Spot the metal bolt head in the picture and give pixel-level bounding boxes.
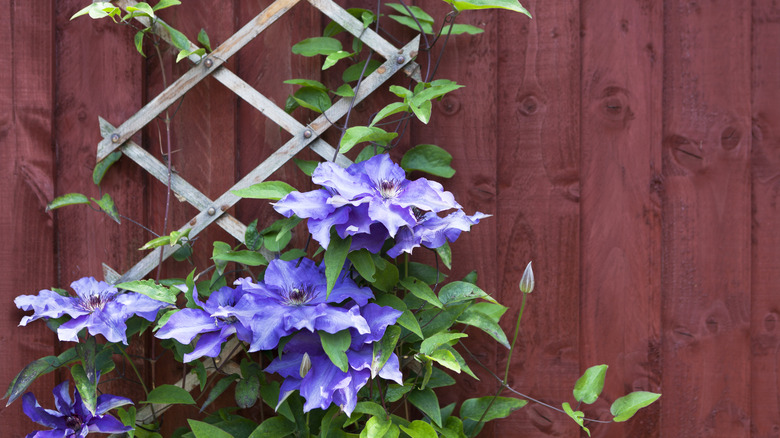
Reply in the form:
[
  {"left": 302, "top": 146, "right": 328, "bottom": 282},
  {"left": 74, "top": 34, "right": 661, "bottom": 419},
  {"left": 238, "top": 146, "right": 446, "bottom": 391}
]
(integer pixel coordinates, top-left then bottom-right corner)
[
  {"left": 207, "top": 207, "right": 216, "bottom": 216},
  {"left": 110, "top": 133, "right": 120, "bottom": 143},
  {"left": 204, "top": 58, "right": 213, "bottom": 68},
  {"left": 303, "top": 129, "right": 313, "bottom": 139},
  {"left": 396, "top": 55, "right": 405, "bottom": 64}
]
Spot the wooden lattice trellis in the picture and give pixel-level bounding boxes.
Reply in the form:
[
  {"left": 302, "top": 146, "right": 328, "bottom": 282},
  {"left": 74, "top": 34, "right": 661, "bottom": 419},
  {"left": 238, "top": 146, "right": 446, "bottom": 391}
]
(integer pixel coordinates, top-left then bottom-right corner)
[{"left": 96, "top": 0, "right": 422, "bottom": 424}]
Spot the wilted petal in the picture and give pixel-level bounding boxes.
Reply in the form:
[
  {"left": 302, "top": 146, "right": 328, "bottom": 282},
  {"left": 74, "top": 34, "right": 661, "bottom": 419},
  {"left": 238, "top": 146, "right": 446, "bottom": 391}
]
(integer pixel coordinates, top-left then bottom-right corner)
[{"left": 155, "top": 309, "right": 216, "bottom": 344}]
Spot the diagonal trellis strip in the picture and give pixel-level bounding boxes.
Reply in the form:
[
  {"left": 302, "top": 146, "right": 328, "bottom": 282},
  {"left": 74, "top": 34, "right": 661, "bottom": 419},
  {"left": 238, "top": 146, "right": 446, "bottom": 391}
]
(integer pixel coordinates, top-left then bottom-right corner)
[
  {"left": 115, "top": 37, "right": 419, "bottom": 283},
  {"left": 97, "top": 0, "right": 302, "bottom": 161}
]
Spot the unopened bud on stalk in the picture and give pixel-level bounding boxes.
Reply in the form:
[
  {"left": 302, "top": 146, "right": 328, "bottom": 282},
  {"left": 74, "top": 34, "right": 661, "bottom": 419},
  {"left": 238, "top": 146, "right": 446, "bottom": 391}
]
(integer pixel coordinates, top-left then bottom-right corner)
[
  {"left": 300, "top": 352, "right": 312, "bottom": 378},
  {"left": 519, "top": 261, "right": 534, "bottom": 294}
]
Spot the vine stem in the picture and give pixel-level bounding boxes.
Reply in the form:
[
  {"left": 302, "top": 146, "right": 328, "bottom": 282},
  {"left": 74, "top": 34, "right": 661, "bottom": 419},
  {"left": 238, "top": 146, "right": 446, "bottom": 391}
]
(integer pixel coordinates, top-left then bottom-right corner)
[
  {"left": 503, "top": 292, "right": 527, "bottom": 384},
  {"left": 118, "top": 344, "right": 158, "bottom": 423}
]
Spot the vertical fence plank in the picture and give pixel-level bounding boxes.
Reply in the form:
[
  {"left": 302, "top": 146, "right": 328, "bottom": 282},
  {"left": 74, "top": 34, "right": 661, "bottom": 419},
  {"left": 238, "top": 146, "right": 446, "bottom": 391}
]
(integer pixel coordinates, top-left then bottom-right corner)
[
  {"left": 661, "top": 1, "right": 752, "bottom": 436},
  {"left": 494, "top": 1, "right": 581, "bottom": 435},
  {"left": 751, "top": 1, "right": 780, "bottom": 435},
  {"left": 0, "top": 1, "right": 57, "bottom": 434},
  {"left": 580, "top": 1, "right": 663, "bottom": 436},
  {"left": 54, "top": 0, "right": 148, "bottom": 412}
]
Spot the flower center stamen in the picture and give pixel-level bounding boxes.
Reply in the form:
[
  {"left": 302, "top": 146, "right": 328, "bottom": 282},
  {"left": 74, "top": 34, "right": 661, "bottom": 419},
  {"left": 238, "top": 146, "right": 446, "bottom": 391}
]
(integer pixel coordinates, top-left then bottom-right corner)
[
  {"left": 65, "top": 414, "right": 83, "bottom": 430},
  {"left": 378, "top": 179, "right": 401, "bottom": 200},
  {"left": 77, "top": 291, "right": 115, "bottom": 312},
  {"left": 284, "top": 285, "right": 315, "bottom": 306}
]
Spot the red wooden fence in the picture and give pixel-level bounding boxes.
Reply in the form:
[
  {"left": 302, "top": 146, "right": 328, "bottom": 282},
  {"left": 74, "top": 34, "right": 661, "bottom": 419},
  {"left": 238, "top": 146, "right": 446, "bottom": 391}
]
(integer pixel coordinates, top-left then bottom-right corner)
[{"left": 2, "top": 0, "right": 778, "bottom": 436}]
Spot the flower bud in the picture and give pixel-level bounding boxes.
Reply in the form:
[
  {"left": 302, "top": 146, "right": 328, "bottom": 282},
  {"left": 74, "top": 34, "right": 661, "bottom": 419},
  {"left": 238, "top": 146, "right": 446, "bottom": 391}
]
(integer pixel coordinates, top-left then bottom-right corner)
[
  {"left": 299, "top": 352, "right": 312, "bottom": 378},
  {"left": 519, "top": 261, "right": 534, "bottom": 294}
]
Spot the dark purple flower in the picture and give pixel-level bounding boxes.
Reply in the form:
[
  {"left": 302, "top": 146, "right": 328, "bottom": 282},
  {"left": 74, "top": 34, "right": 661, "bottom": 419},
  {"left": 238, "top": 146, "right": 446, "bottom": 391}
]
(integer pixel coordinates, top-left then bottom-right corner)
[
  {"left": 274, "top": 154, "right": 460, "bottom": 249},
  {"left": 23, "top": 381, "right": 132, "bottom": 438},
  {"left": 231, "top": 258, "right": 374, "bottom": 352},
  {"left": 387, "top": 210, "right": 490, "bottom": 258},
  {"left": 155, "top": 284, "right": 254, "bottom": 363},
  {"left": 15, "top": 277, "right": 168, "bottom": 345},
  {"left": 265, "top": 303, "right": 403, "bottom": 416}
]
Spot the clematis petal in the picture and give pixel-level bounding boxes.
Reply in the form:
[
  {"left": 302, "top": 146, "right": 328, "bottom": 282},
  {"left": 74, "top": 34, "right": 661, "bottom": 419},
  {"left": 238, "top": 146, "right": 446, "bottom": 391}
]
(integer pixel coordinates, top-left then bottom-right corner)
[
  {"left": 350, "top": 303, "right": 402, "bottom": 346},
  {"left": 360, "top": 154, "right": 406, "bottom": 184},
  {"left": 84, "top": 309, "right": 128, "bottom": 344},
  {"left": 264, "top": 258, "right": 325, "bottom": 294},
  {"left": 307, "top": 208, "right": 351, "bottom": 249},
  {"left": 25, "top": 430, "right": 69, "bottom": 438},
  {"left": 51, "top": 381, "right": 73, "bottom": 415},
  {"left": 115, "top": 292, "right": 167, "bottom": 321},
  {"left": 274, "top": 189, "right": 335, "bottom": 219},
  {"left": 309, "top": 304, "right": 370, "bottom": 335},
  {"left": 95, "top": 394, "right": 132, "bottom": 415},
  {"left": 155, "top": 309, "right": 216, "bottom": 344},
  {"left": 326, "top": 279, "right": 374, "bottom": 307},
  {"left": 22, "top": 393, "right": 66, "bottom": 429},
  {"left": 367, "top": 199, "right": 416, "bottom": 237},
  {"left": 246, "top": 306, "right": 290, "bottom": 351},
  {"left": 86, "top": 414, "right": 132, "bottom": 433},
  {"left": 15, "top": 290, "right": 83, "bottom": 325},
  {"left": 395, "top": 178, "right": 460, "bottom": 212},
  {"left": 386, "top": 226, "right": 421, "bottom": 258},
  {"left": 298, "top": 355, "right": 351, "bottom": 412},
  {"left": 312, "top": 161, "right": 372, "bottom": 201},
  {"left": 265, "top": 351, "right": 307, "bottom": 378},
  {"left": 183, "top": 330, "right": 229, "bottom": 363},
  {"left": 55, "top": 315, "right": 90, "bottom": 343}
]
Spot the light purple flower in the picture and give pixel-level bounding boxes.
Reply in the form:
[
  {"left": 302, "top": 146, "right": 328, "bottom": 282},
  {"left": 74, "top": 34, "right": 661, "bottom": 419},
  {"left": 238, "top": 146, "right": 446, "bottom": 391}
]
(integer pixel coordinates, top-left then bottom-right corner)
[
  {"left": 231, "top": 258, "right": 374, "bottom": 352},
  {"left": 15, "top": 277, "right": 168, "bottom": 345},
  {"left": 23, "top": 380, "right": 132, "bottom": 438},
  {"left": 387, "top": 210, "right": 490, "bottom": 258},
  {"left": 274, "top": 154, "right": 460, "bottom": 249},
  {"left": 265, "top": 304, "right": 403, "bottom": 416},
  {"left": 155, "top": 284, "right": 254, "bottom": 363}
]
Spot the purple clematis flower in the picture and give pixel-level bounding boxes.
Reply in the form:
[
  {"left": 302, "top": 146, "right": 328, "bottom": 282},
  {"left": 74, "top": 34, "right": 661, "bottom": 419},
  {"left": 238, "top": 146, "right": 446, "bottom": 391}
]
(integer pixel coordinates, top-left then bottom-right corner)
[
  {"left": 274, "top": 154, "right": 460, "bottom": 250},
  {"left": 15, "top": 277, "right": 168, "bottom": 345},
  {"left": 387, "top": 209, "right": 490, "bottom": 258},
  {"left": 155, "top": 284, "right": 254, "bottom": 363},
  {"left": 265, "top": 303, "right": 403, "bottom": 416},
  {"left": 23, "top": 380, "right": 132, "bottom": 438},
  {"left": 230, "top": 258, "right": 374, "bottom": 352}
]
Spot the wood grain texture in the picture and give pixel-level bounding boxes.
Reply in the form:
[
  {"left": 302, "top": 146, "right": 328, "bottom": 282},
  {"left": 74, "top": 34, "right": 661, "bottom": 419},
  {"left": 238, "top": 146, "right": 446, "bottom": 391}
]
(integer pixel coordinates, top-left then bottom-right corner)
[
  {"left": 53, "top": 0, "right": 150, "bottom": 411},
  {"left": 580, "top": 0, "right": 663, "bottom": 436},
  {"left": 0, "top": 1, "right": 57, "bottom": 434},
  {"left": 751, "top": 1, "right": 780, "bottom": 435},
  {"left": 661, "top": 1, "right": 752, "bottom": 435},
  {"left": 494, "top": 1, "right": 581, "bottom": 435}
]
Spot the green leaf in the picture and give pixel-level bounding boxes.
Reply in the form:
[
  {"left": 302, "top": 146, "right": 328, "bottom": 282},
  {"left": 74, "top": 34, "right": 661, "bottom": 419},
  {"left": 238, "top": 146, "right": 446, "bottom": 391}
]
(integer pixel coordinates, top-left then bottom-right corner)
[
  {"left": 400, "top": 420, "right": 437, "bottom": 438},
  {"left": 245, "top": 219, "right": 263, "bottom": 251},
  {"left": 385, "top": 384, "right": 413, "bottom": 403},
  {"left": 126, "top": 3, "right": 155, "bottom": 18},
  {"left": 562, "top": 402, "right": 590, "bottom": 436},
  {"left": 292, "top": 37, "right": 342, "bottom": 56},
  {"left": 401, "top": 144, "right": 455, "bottom": 178},
  {"left": 232, "top": 181, "right": 296, "bottom": 200},
  {"left": 91, "top": 194, "right": 121, "bottom": 224},
  {"left": 117, "top": 279, "right": 178, "bottom": 304},
  {"left": 356, "top": 145, "right": 380, "bottom": 163},
  {"left": 212, "top": 250, "right": 267, "bottom": 266},
  {"left": 293, "top": 158, "right": 320, "bottom": 176},
  {"left": 176, "top": 48, "right": 206, "bottom": 63},
  {"left": 342, "top": 59, "right": 381, "bottom": 82},
  {"left": 388, "top": 15, "right": 435, "bottom": 34},
  {"left": 284, "top": 78, "right": 328, "bottom": 90},
  {"left": 324, "top": 233, "right": 351, "bottom": 297},
  {"left": 153, "top": 0, "right": 181, "bottom": 11},
  {"left": 323, "top": 51, "right": 353, "bottom": 70},
  {"left": 406, "top": 262, "right": 447, "bottom": 285},
  {"left": 370, "top": 102, "right": 409, "bottom": 127},
  {"left": 4, "top": 350, "right": 76, "bottom": 406},
  {"left": 332, "top": 84, "right": 355, "bottom": 97},
  {"left": 427, "top": 367, "right": 457, "bottom": 389},
  {"left": 354, "top": 401, "right": 386, "bottom": 418},
  {"left": 444, "top": 23, "right": 484, "bottom": 35},
  {"left": 385, "top": 3, "right": 434, "bottom": 22},
  {"left": 371, "top": 255, "right": 400, "bottom": 292},
  {"left": 420, "top": 332, "right": 468, "bottom": 355},
  {"left": 292, "top": 87, "right": 332, "bottom": 113},
  {"left": 456, "top": 308, "right": 510, "bottom": 349},
  {"left": 235, "top": 375, "right": 260, "bottom": 409},
  {"left": 261, "top": 217, "right": 301, "bottom": 252},
  {"left": 348, "top": 249, "right": 376, "bottom": 282},
  {"left": 212, "top": 241, "right": 231, "bottom": 276},
  {"left": 373, "top": 325, "right": 401, "bottom": 377},
  {"left": 408, "top": 388, "right": 442, "bottom": 427},
  {"left": 93, "top": 151, "right": 123, "bottom": 186},
  {"left": 159, "top": 22, "right": 191, "bottom": 51},
  {"left": 197, "top": 28, "right": 212, "bottom": 52},
  {"left": 75, "top": 337, "right": 97, "bottom": 388},
  {"left": 139, "top": 229, "right": 190, "bottom": 250},
  {"left": 435, "top": 241, "right": 452, "bottom": 269},
  {"left": 46, "top": 193, "right": 90, "bottom": 211},
  {"left": 374, "top": 294, "right": 422, "bottom": 339},
  {"left": 71, "top": 2, "right": 117, "bottom": 20},
  {"left": 610, "top": 391, "right": 661, "bottom": 422},
  {"left": 444, "top": 0, "right": 531, "bottom": 16},
  {"left": 188, "top": 419, "right": 234, "bottom": 438},
  {"left": 71, "top": 364, "right": 97, "bottom": 414},
  {"left": 424, "top": 349, "right": 461, "bottom": 373},
  {"left": 360, "top": 416, "right": 397, "bottom": 438},
  {"left": 116, "top": 406, "right": 136, "bottom": 435},
  {"left": 401, "top": 277, "right": 443, "bottom": 309},
  {"left": 411, "top": 80, "right": 464, "bottom": 107},
  {"left": 460, "top": 396, "right": 527, "bottom": 422},
  {"left": 573, "top": 365, "right": 608, "bottom": 404},
  {"left": 319, "top": 330, "right": 351, "bottom": 373},
  {"left": 143, "top": 384, "right": 196, "bottom": 405},
  {"left": 248, "top": 416, "right": 297, "bottom": 438},
  {"left": 340, "top": 127, "right": 398, "bottom": 154},
  {"left": 439, "top": 281, "right": 498, "bottom": 306}
]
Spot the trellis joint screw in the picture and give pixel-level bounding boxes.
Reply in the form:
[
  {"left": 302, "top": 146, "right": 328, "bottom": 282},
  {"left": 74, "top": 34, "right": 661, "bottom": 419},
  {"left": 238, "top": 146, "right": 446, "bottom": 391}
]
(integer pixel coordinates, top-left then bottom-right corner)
[
  {"left": 303, "top": 130, "right": 313, "bottom": 139},
  {"left": 110, "top": 134, "right": 120, "bottom": 143},
  {"left": 204, "top": 58, "right": 213, "bottom": 68},
  {"left": 396, "top": 55, "right": 405, "bottom": 64},
  {"left": 207, "top": 207, "right": 216, "bottom": 216}
]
